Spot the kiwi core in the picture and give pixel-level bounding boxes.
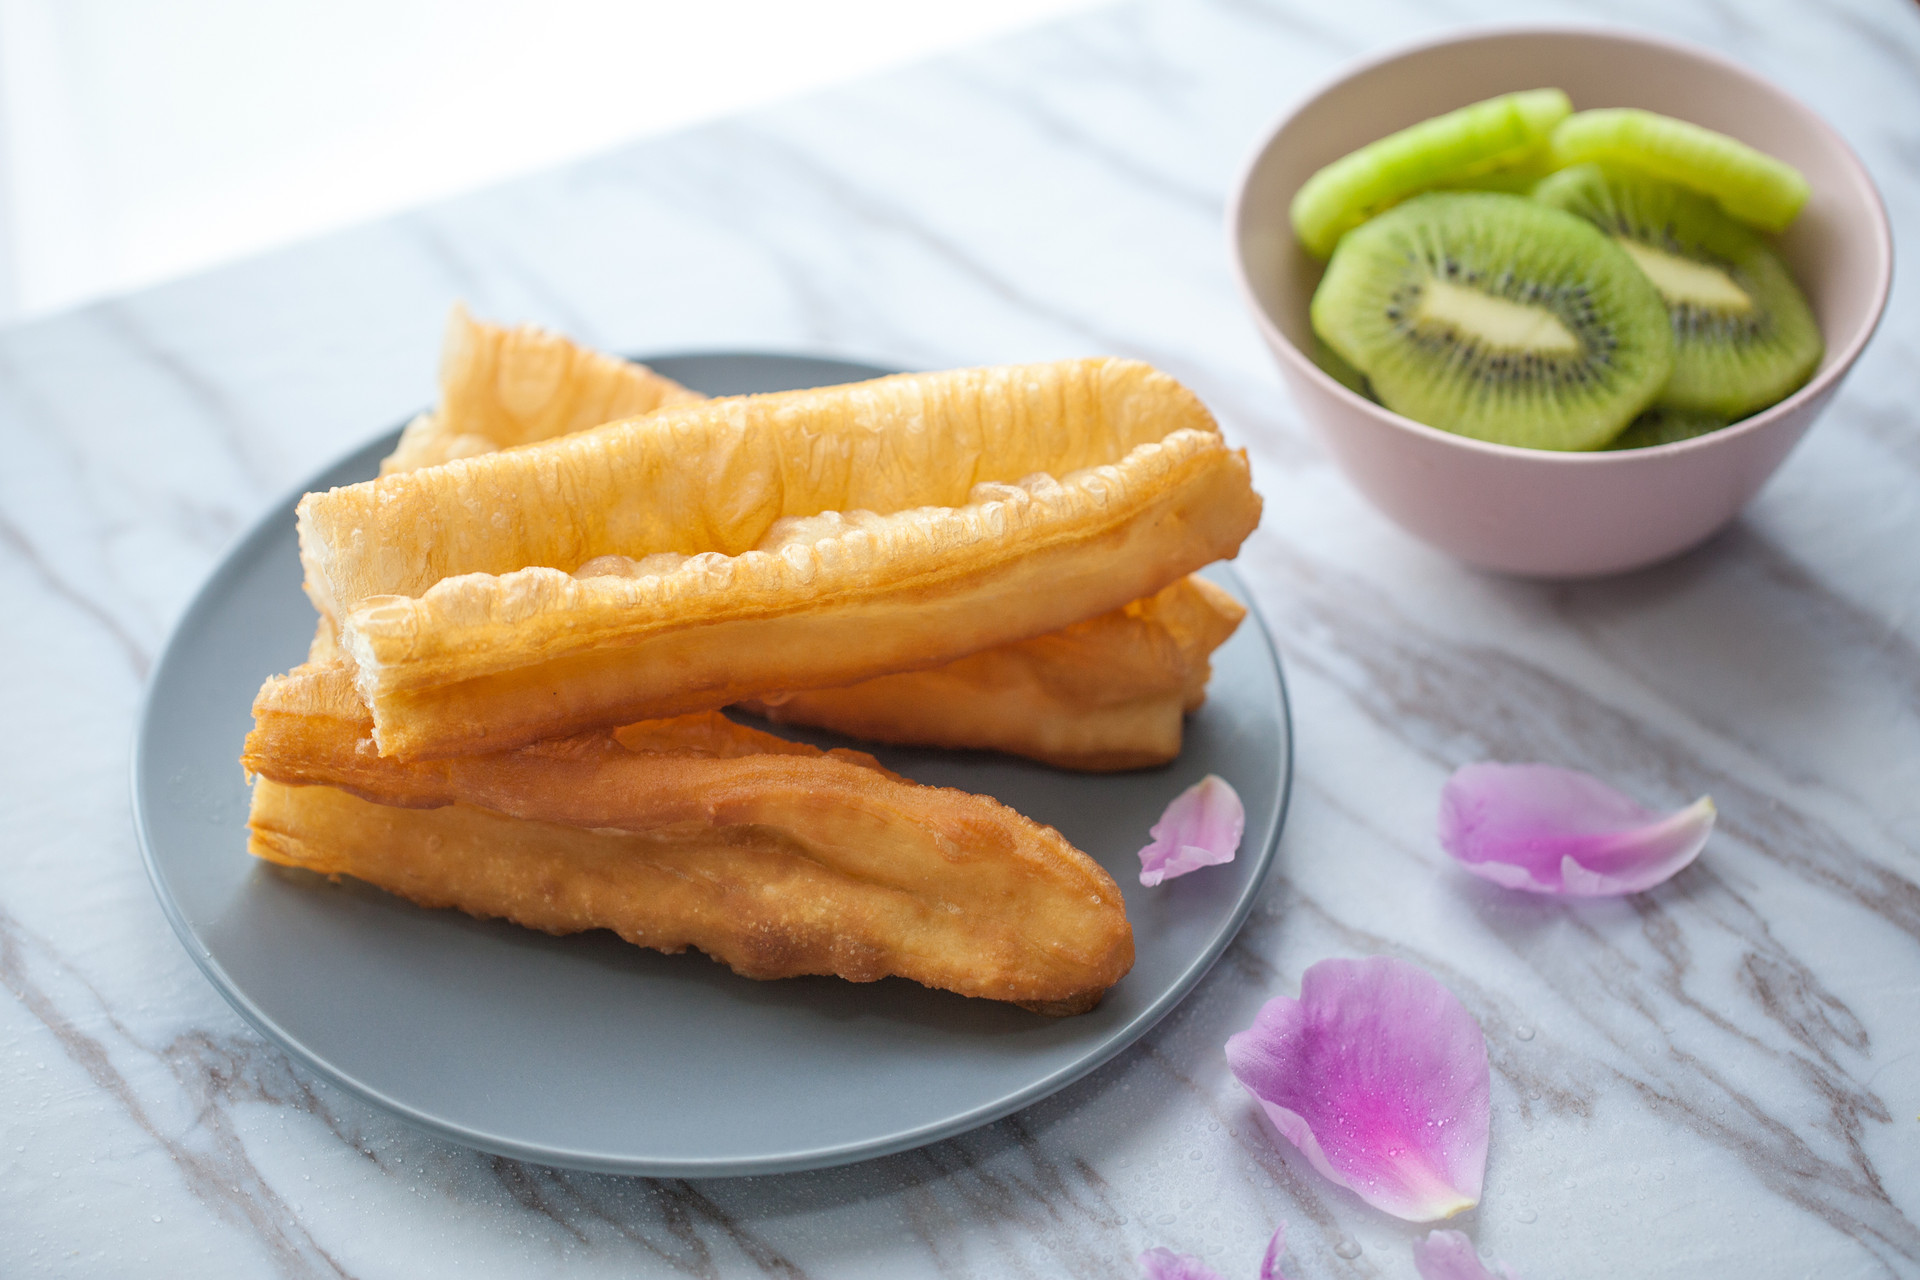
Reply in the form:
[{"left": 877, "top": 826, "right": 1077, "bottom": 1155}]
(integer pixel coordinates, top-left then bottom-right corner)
[
  {"left": 1413, "top": 278, "right": 1581, "bottom": 354},
  {"left": 1617, "top": 241, "right": 1753, "bottom": 313}
]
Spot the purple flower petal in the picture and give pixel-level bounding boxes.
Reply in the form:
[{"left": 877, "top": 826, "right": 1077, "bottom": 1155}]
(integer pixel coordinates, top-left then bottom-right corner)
[
  {"left": 1137, "top": 1247, "right": 1223, "bottom": 1280},
  {"left": 1225, "top": 956, "right": 1489, "bottom": 1222},
  {"left": 1438, "top": 763, "right": 1714, "bottom": 897},
  {"left": 1259, "top": 1225, "right": 1291, "bottom": 1280},
  {"left": 1139, "top": 774, "right": 1245, "bottom": 886},
  {"left": 1413, "top": 1229, "right": 1522, "bottom": 1280}
]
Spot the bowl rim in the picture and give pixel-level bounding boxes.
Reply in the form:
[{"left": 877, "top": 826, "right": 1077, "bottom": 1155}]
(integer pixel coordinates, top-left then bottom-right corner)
[{"left": 1226, "top": 20, "right": 1895, "bottom": 465}]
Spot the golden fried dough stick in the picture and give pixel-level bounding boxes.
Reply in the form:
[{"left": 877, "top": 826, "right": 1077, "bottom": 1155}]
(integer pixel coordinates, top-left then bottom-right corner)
[
  {"left": 244, "top": 665, "right": 1134, "bottom": 1014},
  {"left": 300, "top": 358, "right": 1261, "bottom": 760},
  {"left": 382, "top": 315, "right": 1255, "bottom": 769},
  {"left": 380, "top": 305, "right": 702, "bottom": 474},
  {"left": 743, "top": 576, "right": 1247, "bottom": 770},
  {"left": 368, "top": 315, "right": 1249, "bottom": 768}
]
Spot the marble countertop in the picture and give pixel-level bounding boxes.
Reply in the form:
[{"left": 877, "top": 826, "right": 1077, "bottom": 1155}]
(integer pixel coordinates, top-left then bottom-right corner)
[{"left": 4, "top": 0, "right": 1917, "bottom": 1275}]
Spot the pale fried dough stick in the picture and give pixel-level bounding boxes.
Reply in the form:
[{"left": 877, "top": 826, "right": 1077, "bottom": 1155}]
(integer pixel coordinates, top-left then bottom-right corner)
[
  {"left": 244, "top": 665, "right": 1133, "bottom": 1015},
  {"left": 743, "top": 576, "right": 1247, "bottom": 770},
  {"left": 381, "top": 305, "right": 702, "bottom": 474},
  {"left": 300, "top": 358, "right": 1261, "bottom": 760}
]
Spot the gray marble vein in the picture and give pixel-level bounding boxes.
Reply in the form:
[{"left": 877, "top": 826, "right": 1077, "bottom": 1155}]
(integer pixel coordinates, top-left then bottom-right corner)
[{"left": 4, "top": 0, "right": 1919, "bottom": 1275}]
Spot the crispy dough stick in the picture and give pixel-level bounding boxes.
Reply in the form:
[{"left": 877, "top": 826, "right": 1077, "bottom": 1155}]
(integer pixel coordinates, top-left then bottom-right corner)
[
  {"left": 356, "top": 314, "right": 1250, "bottom": 767},
  {"left": 743, "top": 576, "right": 1246, "bottom": 770},
  {"left": 315, "top": 322, "right": 1249, "bottom": 771},
  {"left": 380, "top": 305, "right": 702, "bottom": 474},
  {"left": 244, "top": 666, "right": 1133, "bottom": 1014},
  {"left": 300, "top": 358, "right": 1261, "bottom": 760}
]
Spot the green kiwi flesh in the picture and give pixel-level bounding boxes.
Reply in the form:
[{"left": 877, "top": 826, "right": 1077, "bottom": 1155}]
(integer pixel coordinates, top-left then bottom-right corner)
[
  {"left": 1548, "top": 109, "right": 1809, "bottom": 232},
  {"left": 1291, "top": 89, "right": 1571, "bottom": 259},
  {"left": 1311, "top": 332, "right": 1379, "bottom": 401},
  {"left": 1535, "top": 164, "right": 1823, "bottom": 417},
  {"left": 1311, "top": 191, "right": 1672, "bottom": 450},
  {"left": 1606, "top": 406, "right": 1730, "bottom": 450}
]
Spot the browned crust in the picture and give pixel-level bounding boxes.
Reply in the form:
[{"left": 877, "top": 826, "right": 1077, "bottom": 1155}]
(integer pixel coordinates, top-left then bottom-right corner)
[{"left": 242, "top": 668, "right": 1134, "bottom": 1014}]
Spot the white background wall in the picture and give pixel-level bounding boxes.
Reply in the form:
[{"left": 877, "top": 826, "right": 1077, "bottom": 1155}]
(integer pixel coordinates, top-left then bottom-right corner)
[{"left": 0, "top": 0, "right": 1097, "bottom": 322}]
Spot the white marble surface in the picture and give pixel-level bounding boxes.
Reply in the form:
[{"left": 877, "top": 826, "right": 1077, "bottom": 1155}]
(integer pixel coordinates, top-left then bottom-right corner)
[{"left": 4, "top": 0, "right": 1918, "bottom": 1275}]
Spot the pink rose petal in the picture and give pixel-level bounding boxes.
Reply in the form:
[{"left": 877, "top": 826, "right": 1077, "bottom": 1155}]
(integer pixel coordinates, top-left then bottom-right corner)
[
  {"left": 1413, "top": 1229, "right": 1522, "bottom": 1280},
  {"left": 1137, "top": 1247, "right": 1223, "bottom": 1280},
  {"left": 1438, "top": 763, "right": 1715, "bottom": 896},
  {"left": 1139, "top": 774, "right": 1245, "bottom": 886},
  {"left": 1259, "top": 1225, "right": 1291, "bottom": 1280},
  {"left": 1225, "top": 956, "right": 1489, "bottom": 1222}
]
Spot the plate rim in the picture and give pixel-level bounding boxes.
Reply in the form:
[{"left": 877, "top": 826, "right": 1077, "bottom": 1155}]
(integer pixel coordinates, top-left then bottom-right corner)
[{"left": 131, "top": 352, "right": 1294, "bottom": 1176}]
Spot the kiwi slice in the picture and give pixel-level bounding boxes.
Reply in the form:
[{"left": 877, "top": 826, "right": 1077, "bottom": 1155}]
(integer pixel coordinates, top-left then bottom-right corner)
[
  {"left": 1535, "top": 164, "right": 1823, "bottom": 417},
  {"left": 1291, "top": 89, "right": 1572, "bottom": 259},
  {"left": 1606, "top": 406, "right": 1730, "bottom": 450},
  {"left": 1311, "top": 332, "right": 1379, "bottom": 401},
  {"left": 1311, "top": 191, "right": 1672, "bottom": 451},
  {"left": 1548, "top": 109, "right": 1809, "bottom": 232},
  {"left": 1434, "top": 153, "right": 1554, "bottom": 195}
]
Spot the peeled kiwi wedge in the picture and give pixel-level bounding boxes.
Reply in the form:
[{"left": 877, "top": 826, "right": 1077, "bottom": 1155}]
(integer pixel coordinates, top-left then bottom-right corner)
[
  {"left": 1535, "top": 164, "right": 1823, "bottom": 418},
  {"left": 1548, "top": 109, "right": 1809, "bottom": 232},
  {"left": 1290, "top": 89, "right": 1572, "bottom": 259},
  {"left": 1311, "top": 191, "right": 1672, "bottom": 450}
]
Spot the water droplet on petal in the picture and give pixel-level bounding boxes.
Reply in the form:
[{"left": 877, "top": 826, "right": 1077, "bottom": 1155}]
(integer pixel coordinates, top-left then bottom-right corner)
[
  {"left": 1515, "top": 1026, "right": 1535, "bottom": 1041},
  {"left": 1335, "top": 1239, "right": 1362, "bottom": 1259}
]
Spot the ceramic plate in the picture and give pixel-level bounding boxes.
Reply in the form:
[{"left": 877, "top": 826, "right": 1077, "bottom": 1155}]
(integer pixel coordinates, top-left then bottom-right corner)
[{"left": 133, "top": 353, "right": 1292, "bottom": 1175}]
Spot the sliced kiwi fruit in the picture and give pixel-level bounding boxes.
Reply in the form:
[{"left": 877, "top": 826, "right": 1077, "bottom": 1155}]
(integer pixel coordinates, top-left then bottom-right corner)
[
  {"left": 1606, "top": 406, "right": 1730, "bottom": 450},
  {"left": 1535, "top": 164, "right": 1823, "bottom": 417},
  {"left": 1434, "top": 153, "right": 1555, "bottom": 195},
  {"left": 1291, "top": 89, "right": 1572, "bottom": 259},
  {"left": 1311, "top": 191, "right": 1672, "bottom": 451},
  {"left": 1311, "top": 332, "right": 1379, "bottom": 401},
  {"left": 1548, "top": 109, "right": 1809, "bottom": 232}
]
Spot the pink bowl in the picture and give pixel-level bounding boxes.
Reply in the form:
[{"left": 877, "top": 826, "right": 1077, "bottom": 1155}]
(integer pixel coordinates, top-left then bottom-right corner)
[{"left": 1228, "top": 26, "right": 1892, "bottom": 578}]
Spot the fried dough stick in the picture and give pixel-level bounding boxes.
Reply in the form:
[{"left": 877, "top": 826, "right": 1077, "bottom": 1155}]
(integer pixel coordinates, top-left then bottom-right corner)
[
  {"left": 743, "top": 575, "right": 1246, "bottom": 770},
  {"left": 352, "top": 309, "right": 1250, "bottom": 769},
  {"left": 244, "top": 666, "right": 1134, "bottom": 1015},
  {"left": 381, "top": 304, "right": 702, "bottom": 473},
  {"left": 301, "top": 356, "right": 1261, "bottom": 760}
]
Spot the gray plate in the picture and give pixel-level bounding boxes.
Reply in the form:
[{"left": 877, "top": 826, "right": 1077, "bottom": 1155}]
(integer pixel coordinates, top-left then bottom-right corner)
[{"left": 132, "top": 353, "right": 1293, "bottom": 1176}]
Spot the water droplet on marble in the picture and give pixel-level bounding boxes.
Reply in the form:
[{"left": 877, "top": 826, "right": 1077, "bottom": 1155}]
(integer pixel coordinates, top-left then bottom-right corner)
[{"left": 1335, "top": 1239, "right": 1362, "bottom": 1259}]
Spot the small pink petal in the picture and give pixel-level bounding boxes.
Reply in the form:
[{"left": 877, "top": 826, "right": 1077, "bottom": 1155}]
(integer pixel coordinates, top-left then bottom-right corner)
[
  {"left": 1439, "top": 763, "right": 1714, "bottom": 897},
  {"left": 1139, "top": 774, "right": 1245, "bottom": 886},
  {"left": 1259, "top": 1225, "right": 1291, "bottom": 1280},
  {"left": 1413, "top": 1229, "right": 1522, "bottom": 1280},
  {"left": 1137, "top": 1246, "right": 1223, "bottom": 1280},
  {"left": 1225, "top": 956, "right": 1489, "bottom": 1222}
]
